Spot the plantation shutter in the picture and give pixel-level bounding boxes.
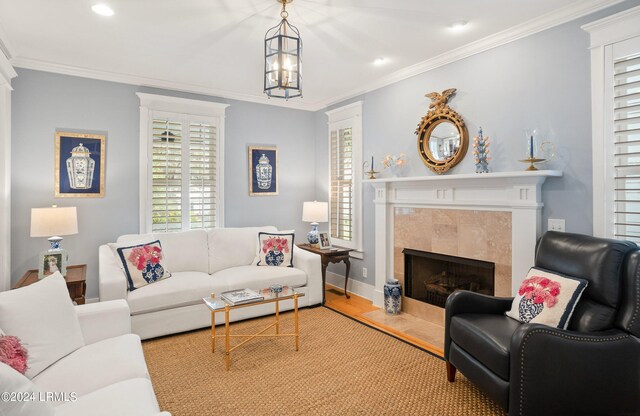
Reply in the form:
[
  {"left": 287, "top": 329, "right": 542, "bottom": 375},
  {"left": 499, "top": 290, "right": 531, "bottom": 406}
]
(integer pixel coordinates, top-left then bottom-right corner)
[
  {"left": 150, "top": 116, "right": 218, "bottom": 232},
  {"left": 330, "top": 127, "right": 353, "bottom": 242},
  {"left": 189, "top": 122, "right": 217, "bottom": 229},
  {"left": 151, "top": 119, "right": 183, "bottom": 232},
  {"left": 614, "top": 54, "right": 640, "bottom": 242}
]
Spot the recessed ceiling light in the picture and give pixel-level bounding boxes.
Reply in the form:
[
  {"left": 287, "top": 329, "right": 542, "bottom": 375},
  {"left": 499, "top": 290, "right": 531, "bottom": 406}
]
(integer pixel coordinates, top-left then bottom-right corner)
[
  {"left": 449, "top": 20, "right": 468, "bottom": 32},
  {"left": 373, "top": 57, "right": 386, "bottom": 66},
  {"left": 92, "top": 4, "right": 114, "bottom": 17}
]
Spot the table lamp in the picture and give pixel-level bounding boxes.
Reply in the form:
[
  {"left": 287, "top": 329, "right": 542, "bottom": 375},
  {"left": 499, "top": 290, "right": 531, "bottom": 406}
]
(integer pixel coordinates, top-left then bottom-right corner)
[
  {"left": 30, "top": 205, "right": 78, "bottom": 250},
  {"left": 302, "top": 201, "right": 328, "bottom": 245}
]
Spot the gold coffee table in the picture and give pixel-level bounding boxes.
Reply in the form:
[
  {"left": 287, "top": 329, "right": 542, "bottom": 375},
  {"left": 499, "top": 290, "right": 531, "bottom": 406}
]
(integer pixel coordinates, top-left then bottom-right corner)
[{"left": 202, "top": 287, "right": 304, "bottom": 370}]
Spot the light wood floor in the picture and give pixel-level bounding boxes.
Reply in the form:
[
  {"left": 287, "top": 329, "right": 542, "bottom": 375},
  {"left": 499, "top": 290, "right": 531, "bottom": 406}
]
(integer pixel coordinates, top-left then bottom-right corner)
[{"left": 324, "top": 286, "right": 444, "bottom": 357}]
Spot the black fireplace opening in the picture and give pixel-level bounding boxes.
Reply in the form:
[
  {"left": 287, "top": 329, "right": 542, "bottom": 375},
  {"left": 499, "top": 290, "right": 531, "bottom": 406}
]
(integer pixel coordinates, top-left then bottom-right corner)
[{"left": 403, "top": 248, "right": 495, "bottom": 308}]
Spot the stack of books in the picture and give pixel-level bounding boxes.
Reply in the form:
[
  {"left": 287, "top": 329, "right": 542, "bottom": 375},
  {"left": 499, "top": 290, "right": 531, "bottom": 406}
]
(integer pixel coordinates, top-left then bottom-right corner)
[{"left": 221, "top": 288, "right": 264, "bottom": 305}]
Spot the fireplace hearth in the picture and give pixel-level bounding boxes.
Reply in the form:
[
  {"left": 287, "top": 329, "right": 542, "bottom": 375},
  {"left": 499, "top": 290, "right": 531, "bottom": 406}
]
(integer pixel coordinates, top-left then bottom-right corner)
[{"left": 403, "top": 249, "right": 495, "bottom": 308}]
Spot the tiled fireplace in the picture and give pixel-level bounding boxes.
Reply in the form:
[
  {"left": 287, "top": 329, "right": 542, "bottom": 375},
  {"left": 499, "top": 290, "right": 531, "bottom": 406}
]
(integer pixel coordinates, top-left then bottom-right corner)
[{"left": 366, "top": 170, "right": 560, "bottom": 323}]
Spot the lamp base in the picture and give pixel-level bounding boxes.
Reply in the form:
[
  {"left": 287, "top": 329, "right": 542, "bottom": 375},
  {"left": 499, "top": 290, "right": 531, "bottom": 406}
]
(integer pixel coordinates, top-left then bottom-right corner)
[
  {"left": 48, "top": 236, "right": 63, "bottom": 250},
  {"left": 307, "top": 223, "right": 319, "bottom": 245}
]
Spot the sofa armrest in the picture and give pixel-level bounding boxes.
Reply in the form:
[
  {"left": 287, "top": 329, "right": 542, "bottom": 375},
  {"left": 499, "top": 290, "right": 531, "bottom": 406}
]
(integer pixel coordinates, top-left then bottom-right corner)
[
  {"left": 99, "top": 244, "right": 128, "bottom": 302},
  {"left": 75, "top": 300, "right": 131, "bottom": 345},
  {"left": 510, "top": 324, "right": 640, "bottom": 416},
  {"left": 293, "top": 247, "right": 323, "bottom": 305},
  {"left": 445, "top": 290, "right": 513, "bottom": 359}
]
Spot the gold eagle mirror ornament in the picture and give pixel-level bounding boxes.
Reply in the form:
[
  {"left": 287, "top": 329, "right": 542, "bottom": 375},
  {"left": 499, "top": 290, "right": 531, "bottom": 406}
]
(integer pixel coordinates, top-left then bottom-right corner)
[{"left": 415, "top": 88, "right": 468, "bottom": 174}]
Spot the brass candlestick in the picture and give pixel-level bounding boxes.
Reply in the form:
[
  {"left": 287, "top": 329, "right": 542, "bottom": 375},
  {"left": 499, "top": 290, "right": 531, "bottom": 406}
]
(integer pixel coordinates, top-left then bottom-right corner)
[
  {"left": 518, "top": 157, "right": 546, "bottom": 171},
  {"left": 366, "top": 169, "right": 379, "bottom": 179}
]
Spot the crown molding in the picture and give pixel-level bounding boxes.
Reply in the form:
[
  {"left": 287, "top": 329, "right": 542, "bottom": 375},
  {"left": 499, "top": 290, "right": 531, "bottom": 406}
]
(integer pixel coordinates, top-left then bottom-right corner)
[
  {"left": 6, "top": 0, "right": 624, "bottom": 112},
  {"left": 10, "top": 57, "right": 324, "bottom": 112},
  {"left": 319, "top": 0, "right": 624, "bottom": 109},
  {"left": 0, "top": 21, "right": 16, "bottom": 60},
  {"left": 0, "top": 51, "right": 16, "bottom": 88},
  {"left": 582, "top": 4, "right": 640, "bottom": 47}
]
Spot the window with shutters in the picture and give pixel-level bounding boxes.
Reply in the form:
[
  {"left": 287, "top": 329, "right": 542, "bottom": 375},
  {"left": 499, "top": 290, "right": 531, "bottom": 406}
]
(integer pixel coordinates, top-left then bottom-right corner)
[
  {"left": 137, "top": 93, "right": 228, "bottom": 234},
  {"left": 586, "top": 10, "right": 640, "bottom": 241},
  {"left": 613, "top": 54, "right": 640, "bottom": 241},
  {"left": 326, "top": 102, "right": 363, "bottom": 252}
]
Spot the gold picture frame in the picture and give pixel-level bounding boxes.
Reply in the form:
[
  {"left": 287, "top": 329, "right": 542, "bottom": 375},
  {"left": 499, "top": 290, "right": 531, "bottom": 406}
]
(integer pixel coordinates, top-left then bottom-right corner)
[
  {"left": 248, "top": 146, "right": 278, "bottom": 196},
  {"left": 55, "top": 131, "right": 106, "bottom": 197}
]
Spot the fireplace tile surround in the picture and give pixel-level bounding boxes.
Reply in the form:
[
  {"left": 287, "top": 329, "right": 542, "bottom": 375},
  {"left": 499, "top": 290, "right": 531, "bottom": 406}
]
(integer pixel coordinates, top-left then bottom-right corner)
[{"left": 366, "top": 170, "right": 561, "bottom": 324}]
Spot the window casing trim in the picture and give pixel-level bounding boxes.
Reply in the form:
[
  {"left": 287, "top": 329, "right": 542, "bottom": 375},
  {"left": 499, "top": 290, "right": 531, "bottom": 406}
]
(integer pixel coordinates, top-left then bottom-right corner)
[
  {"left": 584, "top": 6, "right": 640, "bottom": 238},
  {"left": 326, "top": 101, "right": 363, "bottom": 252},
  {"left": 137, "top": 93, "right": 228, "bottom": 234}
]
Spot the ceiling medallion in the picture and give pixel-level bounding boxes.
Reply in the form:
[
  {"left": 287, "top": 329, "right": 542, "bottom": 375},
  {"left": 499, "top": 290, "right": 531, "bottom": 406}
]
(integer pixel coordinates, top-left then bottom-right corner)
[{"left": 264, "top": 0, "right": 303, "bottom": 100}]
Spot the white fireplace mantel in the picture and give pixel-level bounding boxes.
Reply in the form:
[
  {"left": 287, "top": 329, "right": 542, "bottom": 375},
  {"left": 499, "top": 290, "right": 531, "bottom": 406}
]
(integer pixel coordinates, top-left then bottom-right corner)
[{"left": 365, "top": 170, "right": 562, "bottom": 308}]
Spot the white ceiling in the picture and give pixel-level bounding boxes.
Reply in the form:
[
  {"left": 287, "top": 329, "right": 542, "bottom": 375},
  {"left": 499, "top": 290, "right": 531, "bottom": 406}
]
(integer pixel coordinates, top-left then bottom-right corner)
[{"left": 0, "top": 0, "right": 623, "bottom": 110}]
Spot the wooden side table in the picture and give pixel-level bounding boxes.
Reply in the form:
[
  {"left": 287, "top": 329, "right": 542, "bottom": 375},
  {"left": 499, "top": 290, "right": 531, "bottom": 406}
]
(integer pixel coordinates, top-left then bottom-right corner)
[
  {"left": 297, "top": 244, "right": 353, "bottom": 304},
  {"left": 14, "top": 264, "right": 87, "bottom": 305}
]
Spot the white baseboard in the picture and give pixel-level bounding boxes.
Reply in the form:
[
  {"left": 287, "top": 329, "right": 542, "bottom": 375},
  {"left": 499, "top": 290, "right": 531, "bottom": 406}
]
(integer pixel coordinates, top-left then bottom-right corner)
[
  {"left": 86, "top": 297, "right": 99, "bottom": 304},
  {"left": 326, "top": 271, "right": 374, "bottom": 301}
]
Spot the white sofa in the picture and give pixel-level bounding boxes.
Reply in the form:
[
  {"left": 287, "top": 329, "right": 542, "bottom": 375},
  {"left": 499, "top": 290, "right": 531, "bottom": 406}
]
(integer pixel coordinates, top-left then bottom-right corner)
[
  {"left": 99, "top": 226, "right": 322, "bottom": 340},
  {"left": 0, "top": 275, "right": 168, "bottom": 416}
]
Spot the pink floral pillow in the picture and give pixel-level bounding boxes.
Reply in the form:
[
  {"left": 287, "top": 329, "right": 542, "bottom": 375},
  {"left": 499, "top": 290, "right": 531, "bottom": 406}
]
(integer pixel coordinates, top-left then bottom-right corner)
[
  {"left": 0, "top": 335, "right": 28, "bottom": 374},
  {"left": 506, "top": 267, "right": 588, "bottom": 329},
  {"left": 257, "top": 232, "right": 294, "bottom": 267},
  {"left": 116, "top": 240, "right": 171, "bottom": 291}
]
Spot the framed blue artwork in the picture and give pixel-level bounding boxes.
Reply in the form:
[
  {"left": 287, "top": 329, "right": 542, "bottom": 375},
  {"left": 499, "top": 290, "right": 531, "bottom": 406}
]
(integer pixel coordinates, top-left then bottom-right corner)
[
  {"left": 249, "top": 146, "right": 278, "bottom": 196},
  {"left": 55, "top": 131, "right": 106, "bottom": 197}
]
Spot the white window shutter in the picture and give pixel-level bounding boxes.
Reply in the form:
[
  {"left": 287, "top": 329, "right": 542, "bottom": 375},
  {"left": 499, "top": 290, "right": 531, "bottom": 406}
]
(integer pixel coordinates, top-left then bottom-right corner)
[
  {"left": 330, "top": 127, "right": 353, "bottom": 242},
  {"left": 613, "top": 54, "right": 640, "bottom": 241}
]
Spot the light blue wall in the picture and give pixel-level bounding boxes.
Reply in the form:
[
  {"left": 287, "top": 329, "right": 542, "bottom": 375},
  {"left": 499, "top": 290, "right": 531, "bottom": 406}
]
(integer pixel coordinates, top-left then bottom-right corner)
[
  {"left": 11, "top": 70, "right": 316, "bottom": 298},
  {"left": 315, "top": 1, "right": 640, "bottom": 285}
]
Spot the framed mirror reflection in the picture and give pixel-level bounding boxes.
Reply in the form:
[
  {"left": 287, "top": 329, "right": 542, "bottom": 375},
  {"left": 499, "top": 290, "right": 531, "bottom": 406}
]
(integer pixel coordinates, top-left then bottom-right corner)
[{"left": 416, "top": 89, "right": 468, "bottom": 174}]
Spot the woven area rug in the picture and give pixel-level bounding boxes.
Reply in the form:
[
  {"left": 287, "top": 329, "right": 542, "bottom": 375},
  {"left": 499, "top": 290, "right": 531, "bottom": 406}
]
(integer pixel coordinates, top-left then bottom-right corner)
[{"left": 143, "top": 306, "right": 505, "bottom": 416}]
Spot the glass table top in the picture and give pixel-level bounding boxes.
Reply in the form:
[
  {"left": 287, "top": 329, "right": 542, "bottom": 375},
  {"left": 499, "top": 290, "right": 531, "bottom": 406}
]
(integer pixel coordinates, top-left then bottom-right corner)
[{"left": 202, "top": 286, "right": 305, "bottom": 311}]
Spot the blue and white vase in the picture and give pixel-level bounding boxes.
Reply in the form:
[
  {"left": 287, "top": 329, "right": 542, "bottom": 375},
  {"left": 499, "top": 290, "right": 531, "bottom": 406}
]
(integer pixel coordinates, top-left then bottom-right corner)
[
  {"left": 265, "top": 250, "right": 284, "bottom": 266},
  {"left": 518, "top": 297, "right": 543, "bottom": 323},
  {"left": 256, "top": 153, "right": 273, "bottom": 190},
  {"left": 384, "top": 279, "right": 402, "bottom": 315},
  {"left": 142, "top": 262, "right": 165, "bottom": 284}
]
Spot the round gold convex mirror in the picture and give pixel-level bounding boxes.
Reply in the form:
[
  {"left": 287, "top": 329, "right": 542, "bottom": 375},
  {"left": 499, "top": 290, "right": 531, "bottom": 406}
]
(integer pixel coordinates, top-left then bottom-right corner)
[{"left": 415, "top": 88, "right": 468, "bottom": 174}]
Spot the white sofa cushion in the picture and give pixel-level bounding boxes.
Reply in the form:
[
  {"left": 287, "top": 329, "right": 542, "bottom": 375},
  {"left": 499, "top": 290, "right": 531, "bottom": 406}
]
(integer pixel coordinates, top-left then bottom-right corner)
[
  {"left": 0, "top": 362, "right": 54, "bottom": 416},
  {"left": 0, "top": 273, "right": 84, "bottom": 379},
  {"left": 32, "top": 334, "right": 149, "bottom": 401},
  {"left": 213, "top": 265, "right": 307, "bottom": 292},
  {"left": 53, "top": 378, "right": 160, "bottom": 416},
  {"left": 118, "top": 230, "right": 209, "bottom": 273},
  {"left": 154, "top": 230, "right": 208, "bottom": 273},
  {"left": 127, "top": 271, "right": 227, "bottom": 315},
  {"left": 208, "top": 226, "right": 277, "bottom": 274}
]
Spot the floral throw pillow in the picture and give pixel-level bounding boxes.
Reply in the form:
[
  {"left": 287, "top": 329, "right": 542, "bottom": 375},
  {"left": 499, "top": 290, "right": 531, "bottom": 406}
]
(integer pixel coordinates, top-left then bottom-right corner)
[
  {"left": 257, "top": 232, "right": 294, "bottom": 267},
  {"left": 0, "top": 335, "right": 28, "bottom": 374},
  {"left": 506, "top": 267, "right": 588, "bottom": 329},
  {"left": 116, "top": 240, "right": 171, "bottom": 291}
]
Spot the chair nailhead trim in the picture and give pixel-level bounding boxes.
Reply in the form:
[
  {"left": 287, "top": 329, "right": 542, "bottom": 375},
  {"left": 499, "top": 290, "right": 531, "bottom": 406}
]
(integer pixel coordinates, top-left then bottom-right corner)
[
  {"left": 628, "top": 266, "right": 640, "bottom": 330},
  {"left": 519, "top": 329, "right": 629, "bottom": 416}
]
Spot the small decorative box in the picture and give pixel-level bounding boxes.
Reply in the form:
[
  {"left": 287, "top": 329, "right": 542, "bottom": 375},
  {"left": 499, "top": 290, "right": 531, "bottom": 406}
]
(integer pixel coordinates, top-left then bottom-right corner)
[{"left": 269, "top": 284, "right": 283, "bottom": 294}]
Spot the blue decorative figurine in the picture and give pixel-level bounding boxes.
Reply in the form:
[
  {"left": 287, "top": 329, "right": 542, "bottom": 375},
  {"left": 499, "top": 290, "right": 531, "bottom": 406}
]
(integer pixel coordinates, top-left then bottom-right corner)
[
  {"left": 384, "top": 278, "right": 402, "bottom": 315},
  {"left": 473, "top": 127, "right": 490, "bottom": 174}
]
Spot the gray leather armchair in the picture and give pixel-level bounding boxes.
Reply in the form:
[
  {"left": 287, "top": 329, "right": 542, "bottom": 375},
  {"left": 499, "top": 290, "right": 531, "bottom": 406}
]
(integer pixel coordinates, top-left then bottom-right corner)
[{"left": 445, "top": 231, "right": 640, "bottom": 416}]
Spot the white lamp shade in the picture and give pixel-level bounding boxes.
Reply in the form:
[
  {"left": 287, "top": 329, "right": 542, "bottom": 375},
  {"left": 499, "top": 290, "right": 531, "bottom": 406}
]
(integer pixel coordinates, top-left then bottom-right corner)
[
  {"left": 302, "top": 201, "right": 328, "bottom": 223},
  {"left": 30, "top": 206, "right": 78, "bottom": 237}
]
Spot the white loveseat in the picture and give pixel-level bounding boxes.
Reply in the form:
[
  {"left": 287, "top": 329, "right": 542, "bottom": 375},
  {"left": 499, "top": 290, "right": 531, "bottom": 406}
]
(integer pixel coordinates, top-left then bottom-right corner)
[
  {"left": 0, "top": 274, "right": 168, "bottom": 416},
  {"left": 99, "top": 226, "right": 322, "bottom": 340}
]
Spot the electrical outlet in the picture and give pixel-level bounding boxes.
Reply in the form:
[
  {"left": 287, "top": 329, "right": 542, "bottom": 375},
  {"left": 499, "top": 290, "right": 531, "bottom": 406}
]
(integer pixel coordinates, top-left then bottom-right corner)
[
  {"left": 362, "top": 267, "right": 368, "bottom": 278},
  {"left": 548, "top": 219, "right": 565, "bottom": 232}
]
